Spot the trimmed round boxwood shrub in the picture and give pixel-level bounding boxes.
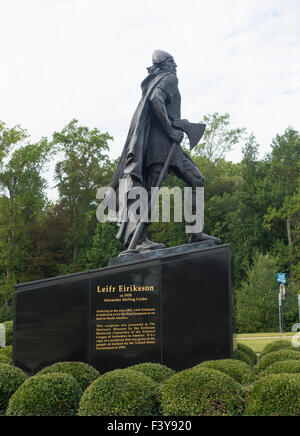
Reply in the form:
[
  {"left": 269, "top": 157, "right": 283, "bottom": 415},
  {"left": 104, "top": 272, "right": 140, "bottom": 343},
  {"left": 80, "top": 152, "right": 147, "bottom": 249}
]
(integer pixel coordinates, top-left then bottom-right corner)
[
  {"left": 261, "top": 340, "right": 294, "bottom": 356},
  {"left": 233, "top": 349, "right": 254, "bottom": 366},
  {"left": 0, "top": 364, "right": 27, "bottom": 413},
  {"left": 126, "top": 363, "right": 175, "bottom": 384},
  {"left": 196, "top": 359, "right": 256, "bottom": 385},
  {"left": 78, "top": 369, "right": 160, "bottom": 416},
  {"left": 258, "top": 350, "right": 300, "bottom": 372},
  {"left": 6, "top": 373, "right": 82, "bottom": 416},
  {"left": 3, "top": 321, "right": 13, "bottom": 346},
  {"left": 260, "top": 359, "right": 300, "bottom": 376},
  {"left": 37, "top": 361, "right": 100, "bottom": 390},
  {"left": 0, "top": 354, "right": 11, "bottom": 365},
  {"left": 237, "top": 343, "right": 257, "bottom": 365},
  {"left": 245, "top": 374, "right": 300, "bottom": 416},
  {"left": 0, "top": 345, "right": 12, "bottom": 359},
  {"left": 161, "top": 367, "right": 244, "bottom": 416},
  {"left": 0, "top": 346, "right": 12, "bottom": 365}
]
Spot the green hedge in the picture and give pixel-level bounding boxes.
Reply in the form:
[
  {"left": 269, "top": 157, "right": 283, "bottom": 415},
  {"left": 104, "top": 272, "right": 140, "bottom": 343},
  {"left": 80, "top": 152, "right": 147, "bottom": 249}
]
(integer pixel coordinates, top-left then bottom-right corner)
[
  {"left": 37, "top": 361, "right": 100, "bottom": 390},
  {"left": 0, "top": 346, "right": 12, "bottom": 365},
  {"left": 126, "top": 363, "right": 175, "bottom": 384},
  {"left": 0, "top": 364, "right": 27, "bottom": 414},
  {"left": 161, "top": 367, "right": 244, "bottom": 416},
  {"left": 78, "top": 369, "right": 160, "bottom": 416},
  {"left": 196, "top": 359, "right": 256, "bottom": 385},
  {"left": 237, "top": 343, "right": 257, "bottom": 365},
  {"left": 233, "top": 349, "right": 254, "bottom": 366},
  {"left": 6, "top": 373, "right": 82, "bottom": 416},
  {"left": 3, "top": 321, "right": 13, "bottom": 347},
  {"left": 261, "top": 340, "right": 295, "bottom": 356},
  {"left": 260, "top": 360, "right": 300, "bottom": 376},
  {"left": 0, "top": 354, "right": 11, "bottom": 365},
  {"left": 258, "top": 350, "right": 300, "bottom": 372},
  {"left": 245, "top": 374, "right": 300, "bottom": 416}
]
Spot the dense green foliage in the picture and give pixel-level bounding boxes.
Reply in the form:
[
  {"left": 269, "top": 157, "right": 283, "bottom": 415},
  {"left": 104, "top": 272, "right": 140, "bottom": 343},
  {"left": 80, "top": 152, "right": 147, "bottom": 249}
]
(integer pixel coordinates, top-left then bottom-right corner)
[
  {"left": 236, "top": 254, "right": 279, "bottom": 333},
  {"left": 3, "top": 321, "right": 13, "bottom": 346},
  {"left": 0, "top": 364, "right": 26, "bottom": 413},
  {"left": 0, "top": 354, "right": 10, "bottom": 364},
  {"left": 261, "top": 340, "right": 296, "bottom": 356},
  {"left": 233, "top": 349, "right": 254, "bottom": 366},
  {"left": 245, "top": 374, "right": 300, "bottom": 416},
  {"left": 258, "top": 350, "right": 300, "bottom": 372},
  {"left": 0, "top": 346, "right": 12, "bottom": 364},
  {"left": 6, "top": 373, "right": 82, "bottom": 416},
  {"left": 260, "top": 360, "right": 300, "bottom": 376},
  {"left": 37, "top": 361, "right": 100, "bottom": 391},
  {"left": 126, "top": 363, "right": 175, "bottom": 384},
  {"left": 161, "top": 367, "right": 244, "bottom": 416},
  {"left": 78, "top": 369, "right": 160, "bottom": 416},
  {"left": 237, "top": 342, "right": 258, "bottom": 365},
  {"left": 0, "top": 117, "right": 299, "bottom": 332},
  {"left": 196, "top": 359, "right": 256, "bottom": 384},
  {"left": 4, "top": 341, "right": 300, "bottom": 416}
]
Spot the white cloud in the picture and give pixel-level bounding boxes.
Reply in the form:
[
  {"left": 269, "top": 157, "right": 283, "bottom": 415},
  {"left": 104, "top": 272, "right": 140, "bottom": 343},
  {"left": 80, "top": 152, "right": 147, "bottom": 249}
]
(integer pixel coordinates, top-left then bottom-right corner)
[{"left": 0, "top": 0, "right": 299, "bottom": 200}]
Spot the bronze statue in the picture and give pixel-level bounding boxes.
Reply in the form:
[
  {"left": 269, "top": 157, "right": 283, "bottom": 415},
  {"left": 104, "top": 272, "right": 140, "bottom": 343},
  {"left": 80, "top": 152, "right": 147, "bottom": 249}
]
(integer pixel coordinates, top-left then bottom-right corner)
[{"left": 109, "top": 50, "right": 221, "bottom": 252}]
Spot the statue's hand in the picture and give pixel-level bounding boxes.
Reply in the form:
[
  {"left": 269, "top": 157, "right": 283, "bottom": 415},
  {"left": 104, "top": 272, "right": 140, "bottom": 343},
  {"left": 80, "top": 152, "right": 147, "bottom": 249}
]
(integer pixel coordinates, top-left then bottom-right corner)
[{"left": 168, "top": 128, "right": 184, "bottom": 144}]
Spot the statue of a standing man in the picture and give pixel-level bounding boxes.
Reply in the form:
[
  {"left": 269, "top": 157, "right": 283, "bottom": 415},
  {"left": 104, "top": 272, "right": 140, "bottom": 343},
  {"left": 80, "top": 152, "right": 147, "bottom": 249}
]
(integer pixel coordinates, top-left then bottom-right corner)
[{"left": 109, "top": 50, "right": 221, "bottom": 251}]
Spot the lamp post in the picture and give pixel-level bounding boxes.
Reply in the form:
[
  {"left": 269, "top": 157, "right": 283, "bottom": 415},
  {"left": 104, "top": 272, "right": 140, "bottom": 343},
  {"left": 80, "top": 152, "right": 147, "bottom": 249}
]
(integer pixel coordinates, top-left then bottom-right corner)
[{"left": 277, "top": 273, "right": 287, "bottom": 337}]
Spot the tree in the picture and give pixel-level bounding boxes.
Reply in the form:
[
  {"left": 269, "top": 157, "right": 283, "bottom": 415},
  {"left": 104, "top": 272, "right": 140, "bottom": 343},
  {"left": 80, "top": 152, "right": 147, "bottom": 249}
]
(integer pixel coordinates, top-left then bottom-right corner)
[
  {"left": 87, "top": 222, "right": 123, "bottom": 269},
  {"left": 200, "top": 135, "right": 272, "bottom": 286},
  {"left": 264, "top": 128, "right": 300, "bottom": 284},
  {"left": 236, "top": 253, "right": 279, "bottom": 333},
  {"left": 0, "top": 121, "right": 28, "bottom": 164},
  {"left": 52, "top": 119, "right": 113, "bottom": 271},
  {"left": 25, "top": 202, "right": 74, "bottom": 280},
  {"left": 191, "top": 112, "right": 246, "bottom": 199},
  {"left": 193, "top": 112, "right": 246, "bottom": 164},
  {"left": 0, "top": 130, "right": 50, "bottom": 317}
]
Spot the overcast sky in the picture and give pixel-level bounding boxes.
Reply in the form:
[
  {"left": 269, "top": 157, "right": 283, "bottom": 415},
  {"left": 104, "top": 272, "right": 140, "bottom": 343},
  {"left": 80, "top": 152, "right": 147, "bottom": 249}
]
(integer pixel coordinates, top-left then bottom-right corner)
[{"left": 1, "top": 0, "right": 300, "bottom": 198}]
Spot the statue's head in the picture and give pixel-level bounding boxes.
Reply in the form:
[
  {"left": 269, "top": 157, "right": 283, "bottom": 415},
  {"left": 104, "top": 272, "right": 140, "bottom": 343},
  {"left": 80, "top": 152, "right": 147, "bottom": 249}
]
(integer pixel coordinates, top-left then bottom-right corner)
[{"left": 148, "top": 50, "right": 177, "bottom": 74}]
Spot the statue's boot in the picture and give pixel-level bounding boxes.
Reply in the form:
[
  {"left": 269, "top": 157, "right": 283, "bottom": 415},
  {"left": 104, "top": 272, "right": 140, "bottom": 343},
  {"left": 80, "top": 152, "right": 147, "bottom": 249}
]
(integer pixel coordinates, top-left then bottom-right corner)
[
  {"left": 135, "top": 228, "right": 166, "bottom": 252},
  {"left": 189, "top": 232, "right": 222, "bottom": 244}
]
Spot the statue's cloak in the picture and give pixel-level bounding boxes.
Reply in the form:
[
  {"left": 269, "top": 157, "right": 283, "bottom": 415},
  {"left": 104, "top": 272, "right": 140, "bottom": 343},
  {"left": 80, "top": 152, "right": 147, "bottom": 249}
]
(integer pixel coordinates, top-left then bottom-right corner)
[
  {"left": 107, "top": 70, "right": 171, "bottom": 245},
  {"left": 110, "top": 71, "right": 171, "bottom": 189}
]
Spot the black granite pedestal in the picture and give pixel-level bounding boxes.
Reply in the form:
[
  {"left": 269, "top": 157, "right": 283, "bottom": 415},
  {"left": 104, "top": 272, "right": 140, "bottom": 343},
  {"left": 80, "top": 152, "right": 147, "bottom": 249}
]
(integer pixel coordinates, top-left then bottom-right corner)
[{"left": 13, "top": 243, "right": 233, "bottom": 374}]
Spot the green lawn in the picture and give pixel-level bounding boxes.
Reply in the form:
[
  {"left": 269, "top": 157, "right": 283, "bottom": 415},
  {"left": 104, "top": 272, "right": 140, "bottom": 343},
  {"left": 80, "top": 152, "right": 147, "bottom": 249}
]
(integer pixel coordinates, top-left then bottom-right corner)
[
  {"left": 236, "top": 332, "right": 295, "bottom": 353},
  {"left": 236, "top": 332, "right": 294, "bottom": 338}
]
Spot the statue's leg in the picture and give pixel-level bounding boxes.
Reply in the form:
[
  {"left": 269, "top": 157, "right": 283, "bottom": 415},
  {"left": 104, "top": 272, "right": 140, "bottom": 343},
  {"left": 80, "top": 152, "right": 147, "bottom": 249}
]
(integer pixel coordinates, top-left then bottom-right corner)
[
  {"left": 134, "top": 164, "right": 166, "bottom": 251},
  {"left": 175, "top": 155, "right": 221, "bottom": 244},
  {"left": 145, "top": 163, "right": 164, "bottom": 191}
]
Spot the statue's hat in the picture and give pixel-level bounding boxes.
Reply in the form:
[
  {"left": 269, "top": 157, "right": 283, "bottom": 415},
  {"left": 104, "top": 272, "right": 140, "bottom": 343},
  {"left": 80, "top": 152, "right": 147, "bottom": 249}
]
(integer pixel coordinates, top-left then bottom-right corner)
[{"left": 152, "top": 50, "right": 173, "bottom": 65}]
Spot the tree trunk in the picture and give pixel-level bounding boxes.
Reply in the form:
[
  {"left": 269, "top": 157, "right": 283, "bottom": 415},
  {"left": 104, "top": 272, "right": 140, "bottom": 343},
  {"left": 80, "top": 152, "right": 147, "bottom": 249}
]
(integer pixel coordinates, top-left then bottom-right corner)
[
  {"left": 72, "top": 202, "right": 77, "bottom": 263},
  {"left": 73, "top": 245, "right": 77, "bottom": 263},
  {"left": 286, "top": 216, "right": 295, "bottom": 281},
  {"left": 4, "top": 298, "right": 8, "bottom": 310},
  {"left": 287, "top": 216, "right": 293, "bottom": 247}
]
